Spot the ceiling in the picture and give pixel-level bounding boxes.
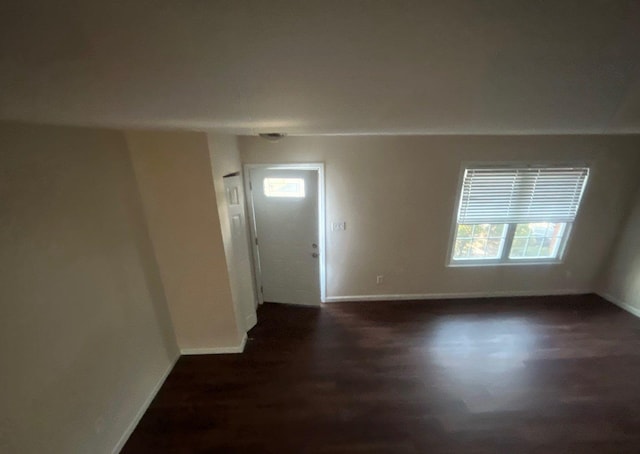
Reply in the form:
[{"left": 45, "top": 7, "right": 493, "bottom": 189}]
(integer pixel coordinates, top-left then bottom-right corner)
[{"left": 1, "top": 0, "right": 639, "bottom": 135}]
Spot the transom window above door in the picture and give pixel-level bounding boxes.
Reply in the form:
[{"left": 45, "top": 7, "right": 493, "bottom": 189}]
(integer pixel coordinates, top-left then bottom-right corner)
[
  {"left": 263, "top": 177, "right": 305, "bottom": 198},
  {"left": 450, "top": 165, "right": 589, "bottom": 265}
]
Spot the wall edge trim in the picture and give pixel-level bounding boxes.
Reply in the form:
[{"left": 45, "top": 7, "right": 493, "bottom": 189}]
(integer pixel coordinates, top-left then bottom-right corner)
[
  {"left": 112, "top": 353, "right": 180, "bottom": 453},
  {"left": 180, "top": 333, "right": 248, "bottom": 355},
  {"left": 597, "top": 291, "right": 640, "bottom": 318},
  {"left": 246, "top": 312, "right": 258, "bottom": 331},
  {"left": 324, "top": 289, "right": 590, "bottom": 303}
]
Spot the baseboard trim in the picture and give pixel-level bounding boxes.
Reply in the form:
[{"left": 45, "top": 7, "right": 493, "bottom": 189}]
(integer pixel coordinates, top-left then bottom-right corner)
[
  {"left": 324, "top": 289, "right": 590, "bottom": 303},
  {"left": 180, "top": 333, "right": 248, "bottom": 355},
  {"left": 112, "top": 352, "right": 179, "bottom": 453},
  {"left": 597, "top": 291, "right": 640, "bottom": 318}
]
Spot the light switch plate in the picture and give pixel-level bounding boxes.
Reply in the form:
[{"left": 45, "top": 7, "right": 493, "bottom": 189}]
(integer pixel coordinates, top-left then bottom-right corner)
[{"left": 331, "top": 222, "right": 346, "bottom": 231}]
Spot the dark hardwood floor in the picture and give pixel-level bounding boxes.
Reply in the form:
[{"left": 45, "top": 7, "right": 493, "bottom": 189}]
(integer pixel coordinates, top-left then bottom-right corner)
[{"left": 123, "top": 295, "right": 640, "bottom": 453}]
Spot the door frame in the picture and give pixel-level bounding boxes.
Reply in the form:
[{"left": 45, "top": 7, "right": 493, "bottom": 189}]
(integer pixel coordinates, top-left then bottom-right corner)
[{"left": 243, "top": 163, "right": 326, "bottom": 304}]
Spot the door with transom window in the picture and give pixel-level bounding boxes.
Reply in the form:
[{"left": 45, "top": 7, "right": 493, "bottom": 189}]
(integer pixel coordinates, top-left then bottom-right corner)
[{"left": 247, "top": 166, "right": 322, "bottom": 306}]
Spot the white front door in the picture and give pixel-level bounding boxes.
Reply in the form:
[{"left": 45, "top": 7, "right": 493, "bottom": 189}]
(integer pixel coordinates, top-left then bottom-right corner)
[
  {"left": 249, "top": 167, "right": 321, "bottom": 306},
  {"left": 224, "top": 174, "right": 258, "bottom": 331}
]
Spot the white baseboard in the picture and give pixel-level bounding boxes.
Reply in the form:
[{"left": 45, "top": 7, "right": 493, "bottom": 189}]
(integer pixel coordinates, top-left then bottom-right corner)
[
  {"left": 324, "top": 289, "right": 590, "bottom": 303},
  {"left": 112, "top": 353, "right": 179, "bottom": 453},
  {"left": 597, "top": 291, "right": 640, "bottom": 318},
  {"left": 113, "top": 333, "right": 249, "bottom": 452},
  {"left": 180, "top": 333, "right": 248, "bottom": 355}
]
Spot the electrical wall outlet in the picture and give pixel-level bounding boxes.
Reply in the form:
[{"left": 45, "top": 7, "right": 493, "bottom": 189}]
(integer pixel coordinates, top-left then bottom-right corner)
[
  {"left": 331, "top": 222, "right": 346, "bottom": 231},
  {"left": 376, "top": 275, "right": 384, "bottom": 284}
]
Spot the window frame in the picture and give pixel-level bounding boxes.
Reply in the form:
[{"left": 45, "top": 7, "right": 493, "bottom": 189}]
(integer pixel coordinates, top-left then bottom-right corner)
[
  {"left": 446, "top": 162, "right": 588, "bottom": 267},
  {"left": 452, "top": 223, "right": 509, "bottom": 262},
  {"left": 508, "top": 222, "right": 569, "bottom": 261}
]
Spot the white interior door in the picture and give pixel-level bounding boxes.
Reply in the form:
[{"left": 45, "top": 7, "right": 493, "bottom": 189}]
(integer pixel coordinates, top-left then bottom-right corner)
[
  {"left": 249, "top": 167, "right": 321, "bottom": 306},
  {"left": 224, "top": 174, "right": 258, "bottom": 331}
]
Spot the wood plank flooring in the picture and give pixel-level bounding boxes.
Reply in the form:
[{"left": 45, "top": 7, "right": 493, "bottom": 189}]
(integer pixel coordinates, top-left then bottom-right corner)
[{"left": 123, "top": 294, "right": 640, "bottom": 453}]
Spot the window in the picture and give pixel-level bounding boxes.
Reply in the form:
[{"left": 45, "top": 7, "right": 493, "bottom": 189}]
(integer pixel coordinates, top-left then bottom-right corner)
[
  {"left": 450, "top": 166, "right": 589, "bottom": 265},
  {"left": 509, "top": 222, "right": 567, "bottom": 259},
  {"left": 454, "top": 223, "right": 507, "bottom": 260},
  {"left": 263, "top": 178, "right": 305, "bottom": 198}
]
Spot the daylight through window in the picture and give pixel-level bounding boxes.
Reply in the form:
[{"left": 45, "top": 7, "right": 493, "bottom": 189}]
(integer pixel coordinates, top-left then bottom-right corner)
[
  {"left": 263, "top": 178, "right": 305, "bottom": 198},
  {"left": 451, "top": 166, "right": 589, "bottom": 264}
]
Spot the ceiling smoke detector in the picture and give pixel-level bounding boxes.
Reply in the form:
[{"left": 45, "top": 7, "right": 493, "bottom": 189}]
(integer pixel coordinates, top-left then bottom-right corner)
[{"left": 259, "top": 132, "right": 286, "bottom": 142}]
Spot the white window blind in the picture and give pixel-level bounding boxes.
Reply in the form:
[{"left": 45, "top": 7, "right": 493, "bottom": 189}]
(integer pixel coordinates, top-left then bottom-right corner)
[{"left": 457, "top": 166, "right": 589, "bottom": 224}]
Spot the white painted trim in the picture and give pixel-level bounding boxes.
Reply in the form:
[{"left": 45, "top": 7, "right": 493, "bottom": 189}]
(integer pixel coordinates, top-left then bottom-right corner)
[
  {"left": 324, "top": 289, "right": 590, "bottom": 303},
  {"left": 112, "top": 353, "right": 179, "bottom": 454},
  {"left": 243, "top": 166, "right": 265, "bottom": 306},
  {"left": 317, "top": 164, "right": 327, "bottom": 303},
  {"left": 246, "top": 312, "right": 258, "bottom": 331},
  {"left": 180, "top": 333, "right": 248, "bottom": 355},
  {"left": 597, "top": 291, "right": 640, "bottom": 318}
]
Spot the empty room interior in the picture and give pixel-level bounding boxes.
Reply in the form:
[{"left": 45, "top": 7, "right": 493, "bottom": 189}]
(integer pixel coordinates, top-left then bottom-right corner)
[{"left": 3, "top": 1, "right": 640, "bottom": 453}]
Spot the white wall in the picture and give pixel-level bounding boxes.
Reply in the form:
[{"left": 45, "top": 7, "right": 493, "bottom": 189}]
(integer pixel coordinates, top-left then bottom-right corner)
[
  {"left": 597, "top": 184, "right": 640, "bottom": 316},
  {"left": 126, "top": 130, "right": 244, "bottom": 352},
  {"left": 208, "top": 134, "right": 258, "bottom": 331},
  {"left": 0, "top": 122, "right": 179, "bottom": 453},
  {"left": 240, "top": 135, "right": 640, "bottom": 300}
]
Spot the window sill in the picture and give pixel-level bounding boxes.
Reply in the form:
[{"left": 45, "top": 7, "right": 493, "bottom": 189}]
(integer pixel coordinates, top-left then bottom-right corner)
[{"left": 447, "top": 259, "right": 563, "bottom": 268}]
